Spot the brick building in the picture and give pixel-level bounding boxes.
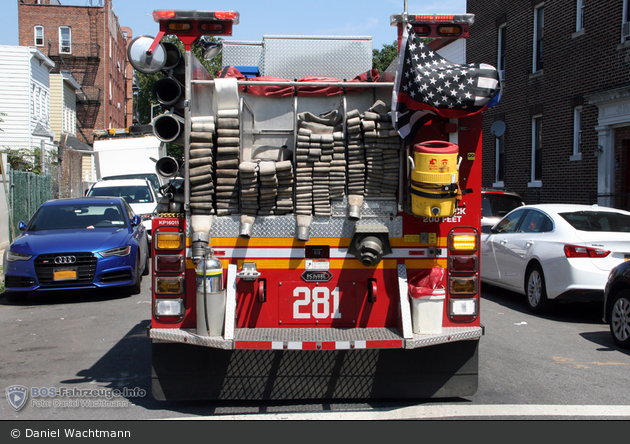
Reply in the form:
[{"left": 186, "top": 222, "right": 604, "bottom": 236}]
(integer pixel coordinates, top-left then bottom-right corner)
[
  {"left": 18, "top": 0, "right": 133, "bottom": 145},
  {"left": 466, "top": 0, "right": 630, "bottom": 208}
]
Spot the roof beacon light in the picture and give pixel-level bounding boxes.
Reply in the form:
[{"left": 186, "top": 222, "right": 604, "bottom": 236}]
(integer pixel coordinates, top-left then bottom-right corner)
[
  {"left": 153, "top": 10, "right": 240, "bottom": 24},
  {"left": 390, "top": 13, "right": 475, "bottom": 26}
]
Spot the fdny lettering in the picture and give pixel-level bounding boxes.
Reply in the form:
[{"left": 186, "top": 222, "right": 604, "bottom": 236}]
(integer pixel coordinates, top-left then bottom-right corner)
[
  {"left": 157, "top": 220, "right": 180, "bottom": 226},
  {"left": 423, "top": 207, "right": 467, "bottom": 223}
]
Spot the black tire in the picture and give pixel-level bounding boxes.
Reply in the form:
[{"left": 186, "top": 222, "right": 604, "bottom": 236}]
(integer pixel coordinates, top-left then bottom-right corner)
[
  {"left": 142, "top": 250, "right": 150, "bottom": 276},
  {"left": 127, "top": 255, "right": 142, "bottom": 295},
  {"left": 4, "top": 291, "right": 28, "bottom": 303},
  {"left": 609, "top": 289, "right": 630, "bottom": 349},
  {"left": 142, "top": 250, "right": 151, "bottom": 276},
  {"left": 525, "top": 263, "right": 554, "bottom": 314}
]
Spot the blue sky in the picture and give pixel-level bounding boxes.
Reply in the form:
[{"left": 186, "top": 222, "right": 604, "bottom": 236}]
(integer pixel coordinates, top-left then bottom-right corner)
[{"left": 2, "top": 0, "right": 467, "bottom": 50}]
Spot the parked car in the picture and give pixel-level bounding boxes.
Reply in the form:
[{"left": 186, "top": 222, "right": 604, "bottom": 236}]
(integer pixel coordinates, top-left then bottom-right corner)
[
  {"left": 2, "top": 197, "right": 149, "bottom": 303},
  {"left": 86, "top": 178, "right": 158, "bottom": 239},
  {"left": 101, "top": 173, "right": 162, "bottom": 193},
  {"left": 480, "top": 204, "right": 630, "bottom": 314},
  {"left": 603, "top": 261, "right": 630, "bottom": 349},
  {"left": 481, "top": 188, "right": 525, "bottom": 231}
]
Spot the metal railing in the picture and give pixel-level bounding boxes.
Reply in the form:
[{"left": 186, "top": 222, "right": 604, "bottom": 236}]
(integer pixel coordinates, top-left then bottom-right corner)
[{"left": 587, "top": 193, "right": 630, "bottom": 210}]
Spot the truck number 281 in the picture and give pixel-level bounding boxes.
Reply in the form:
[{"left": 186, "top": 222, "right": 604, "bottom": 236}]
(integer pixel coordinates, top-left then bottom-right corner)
[{"left": 293, "top": 287, "right": 341, "bottom": 320}]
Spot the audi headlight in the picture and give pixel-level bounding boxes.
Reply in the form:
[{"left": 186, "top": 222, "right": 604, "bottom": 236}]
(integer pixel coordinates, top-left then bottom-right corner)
[
  {"left": 98, "top": 246, "right": 131, "bottom": 257},
  {"left": 6, "top": 250, "right": 33, "bottom": 262}
]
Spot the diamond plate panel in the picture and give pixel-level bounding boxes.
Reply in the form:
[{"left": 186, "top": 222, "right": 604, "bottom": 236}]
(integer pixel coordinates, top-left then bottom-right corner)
[
  {"left": 405, "top": 327, "right": 483, "bottom": 349},
  {"left": 261, "top": 36, "right": 372, "bottom": 79},
  {"left": 331, "top": 197, "right": 399, "bottom": 218},
  {"left": 222, "top": 41, "right": 264, "bottom": 70},
  {"left": 235, "top": 327, "right": 402, "bottom": 342},
  {"left": 150, "top": 329, "right": 233, "bottom": 350},
  {"left": 210, "top": 214, "right": 402, "bottom": 238}
]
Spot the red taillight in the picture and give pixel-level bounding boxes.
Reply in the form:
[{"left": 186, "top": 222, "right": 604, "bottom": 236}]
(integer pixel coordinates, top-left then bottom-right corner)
[
  {"left": 564, "top": 244, "right": 611, "bottom": 258},
  {"left": 449, "top": 255, "right": 478, "bottom": 273},
  {"left": 155, "top": 255, "right": 184, "bottom": 273},
  {"left": 412, "top": 25, "right": 432, "bottom": 35},
  {"left": 199, "top": 22, "right": 224, "bottom": 33}
]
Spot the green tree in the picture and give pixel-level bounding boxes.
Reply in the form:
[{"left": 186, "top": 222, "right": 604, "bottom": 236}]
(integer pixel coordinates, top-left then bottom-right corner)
[
  {"left": 5, "top": 146, "right": 57, "bottom": 174},
  {"left": 134, "top": 35, "right": 224, "bottom": 125},
  {"left": 134, "top": 35, "right": 224, "bottom": 162},
  {"left": 373, "top": 41, "right": 399, "bottom": 74}
]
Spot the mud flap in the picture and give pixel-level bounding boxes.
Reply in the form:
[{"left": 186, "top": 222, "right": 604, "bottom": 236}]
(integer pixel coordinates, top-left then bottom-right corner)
[{"left": 151, "top": 339, "right": 479, "bottom": 401}]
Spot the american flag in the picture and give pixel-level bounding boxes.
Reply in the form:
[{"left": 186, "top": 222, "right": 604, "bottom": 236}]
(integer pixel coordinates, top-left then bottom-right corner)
[{"left": 392, "top": 24, "right": 501, "bottom": 142}]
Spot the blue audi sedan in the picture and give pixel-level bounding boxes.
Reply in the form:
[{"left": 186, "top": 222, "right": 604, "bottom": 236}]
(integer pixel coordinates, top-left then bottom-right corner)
[{"left": 2, "top": 197, "right": 149, "bottom": 302}]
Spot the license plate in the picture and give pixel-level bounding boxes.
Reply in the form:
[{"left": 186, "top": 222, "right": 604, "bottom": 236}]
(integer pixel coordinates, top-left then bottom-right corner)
[{"left": 53, "top": 269, "right": 77, "bottom": 281}]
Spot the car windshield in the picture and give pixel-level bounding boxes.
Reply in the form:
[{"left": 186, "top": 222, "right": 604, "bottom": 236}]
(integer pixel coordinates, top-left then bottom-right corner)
[
  {"left": 88, "top": 185, "right": 154, "bottom": 204},
  {"left": 28, "top": 204, "right": 127, "bottom": 231},
  {"left": 560, "top": 211, "right": 630, "bottom": 232},
  {"left": 482, "top": 194, "right": 523, "bottom": 218}
]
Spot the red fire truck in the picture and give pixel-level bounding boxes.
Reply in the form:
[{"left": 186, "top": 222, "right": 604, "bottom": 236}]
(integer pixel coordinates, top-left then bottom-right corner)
[{"left": 127, "top": 5, "right": 500, "bottom": 400}]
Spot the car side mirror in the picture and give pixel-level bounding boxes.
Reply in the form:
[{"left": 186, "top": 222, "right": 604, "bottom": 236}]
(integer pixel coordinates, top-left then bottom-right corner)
[
  {"left": 131, "top": 215, "right": 141, "bottom": 227},
  {"left": 481, "top": 225, "right": 492, "bottom": 234},
  {"left": 18, "top": 221, "right": 26, "bottom": 231}
]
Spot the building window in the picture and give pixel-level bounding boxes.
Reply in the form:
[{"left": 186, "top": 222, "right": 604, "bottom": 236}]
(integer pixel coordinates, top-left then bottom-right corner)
[
  {"left": 497, "top": 24, "right": 506, "bottom": 81},
  {"left": 495, "top": 136, "right": 505, "bottom": 186},
  {"left": 576, "top": 0, "right": 585, "bottom": 31},
  {"left": 572, "top": 107, "right": 583, "bottom": 159},
  {"left": 530, "top": 115, "right": 543, "bottom": 186},
  {"left": 533, "top": 5, "right": 544, "bottom": 72},
  {"left": 59, "top": 26, "right": 71, "bottom": 54},
  {"left": 623, "top": 0, "right": 630, "bottom": 41},
  {"left": 34, "top": 26, "right": 44, "bottom": 46}
]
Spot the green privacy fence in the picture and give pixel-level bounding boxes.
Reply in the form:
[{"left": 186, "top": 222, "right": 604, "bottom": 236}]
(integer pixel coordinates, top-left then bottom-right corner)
[{"left": 8, "top": 170, "right": 52, "bottom": 242}]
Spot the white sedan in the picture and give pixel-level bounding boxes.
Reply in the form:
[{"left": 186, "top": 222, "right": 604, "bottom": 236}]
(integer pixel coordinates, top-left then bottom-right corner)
[{"left": 480, "top": 204, "right": 630, "bottom": 314}]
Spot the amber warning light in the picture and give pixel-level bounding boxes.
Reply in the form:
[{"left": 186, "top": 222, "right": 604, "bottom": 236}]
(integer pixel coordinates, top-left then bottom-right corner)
[{"left": 390, "top": 13, "right": 473, "bottom": 38}]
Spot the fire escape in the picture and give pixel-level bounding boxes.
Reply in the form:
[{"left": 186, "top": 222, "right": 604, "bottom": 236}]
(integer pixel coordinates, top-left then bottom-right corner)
[{"left": 47, "top": 8, "right": 101, "bottom": 143}]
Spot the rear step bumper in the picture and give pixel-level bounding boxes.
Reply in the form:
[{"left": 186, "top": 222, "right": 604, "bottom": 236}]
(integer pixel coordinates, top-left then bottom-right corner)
[{"left": 149, "top": 325, "right": 483, "bottom": 350}]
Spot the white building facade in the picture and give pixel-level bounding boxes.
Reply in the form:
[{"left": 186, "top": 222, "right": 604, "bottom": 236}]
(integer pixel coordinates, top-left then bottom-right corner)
[{"left": 0, "top": 45, "right": 56, "bottom": 167}]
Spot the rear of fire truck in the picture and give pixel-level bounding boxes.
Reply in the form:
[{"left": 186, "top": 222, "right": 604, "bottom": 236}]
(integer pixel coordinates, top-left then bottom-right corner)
[{"left": 130, "top": 6, "right": 500, "bottom": 401}]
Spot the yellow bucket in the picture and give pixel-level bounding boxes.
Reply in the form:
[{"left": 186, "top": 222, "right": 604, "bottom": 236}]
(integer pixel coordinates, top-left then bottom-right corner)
[{"left": 410, "top": 141, "right": 459, "bottom": 218}]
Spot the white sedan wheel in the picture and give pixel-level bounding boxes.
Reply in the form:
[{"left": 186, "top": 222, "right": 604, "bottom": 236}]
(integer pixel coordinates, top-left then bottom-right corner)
[
  {"left": 525, "top": 264, "right": 553, "bottom": 314},
  {"left": 611, "top": 291, "right": 630, "bottom": 349},
  {"left": 527, "top": 270, "right": 543, "bottom": 307}
]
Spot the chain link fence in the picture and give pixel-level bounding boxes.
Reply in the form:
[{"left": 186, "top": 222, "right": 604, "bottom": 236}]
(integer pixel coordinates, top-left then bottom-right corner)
[
  {"left": 8, "top": 170, "right": 52, "bottom": 242},
  {"left": 1, "top": 144, "right": 92, "bottom": 243}
]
